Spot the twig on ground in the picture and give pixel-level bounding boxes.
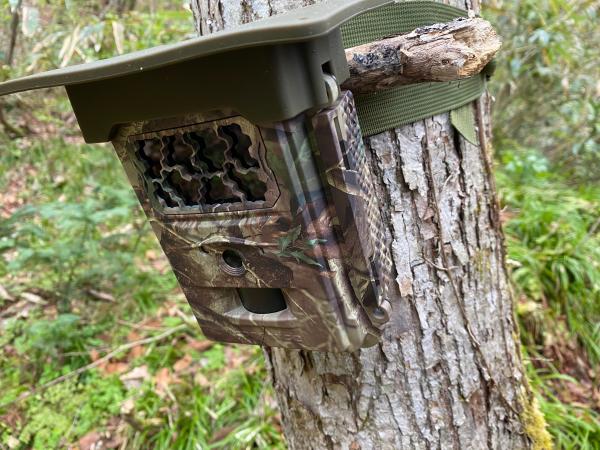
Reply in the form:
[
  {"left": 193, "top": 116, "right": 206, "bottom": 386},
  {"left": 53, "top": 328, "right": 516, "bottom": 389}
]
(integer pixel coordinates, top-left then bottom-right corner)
[
  {"left": 116, "top": 319, "right": 165, "bottom": 330},
  {"left": 1, "top": 323, "right": 188, "bottom": 407}
]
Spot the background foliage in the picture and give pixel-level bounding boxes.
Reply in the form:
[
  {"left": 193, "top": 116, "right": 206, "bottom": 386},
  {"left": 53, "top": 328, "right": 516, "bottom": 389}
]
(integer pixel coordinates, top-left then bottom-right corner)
[
  {"left": 485, "top": 0, "right": 599, "bottom": 182},
  {"left": 0, "top": 0, "right": 598, "bottom": 448},
  {"left": 485, "top": 0, "right": 600, "bottom": 447}
]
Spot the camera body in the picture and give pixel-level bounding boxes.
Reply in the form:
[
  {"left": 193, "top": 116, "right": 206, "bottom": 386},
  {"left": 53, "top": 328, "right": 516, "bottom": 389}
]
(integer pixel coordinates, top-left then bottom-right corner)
[{"left": 112, "top": 91, "right": 393, "bottom": 351}]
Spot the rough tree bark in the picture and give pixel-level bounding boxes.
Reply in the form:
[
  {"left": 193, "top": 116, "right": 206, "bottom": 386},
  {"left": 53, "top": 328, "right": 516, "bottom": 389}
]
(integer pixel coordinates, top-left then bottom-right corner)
[{"left": 190, "top": 1, "right": 551, "bottom": 449}]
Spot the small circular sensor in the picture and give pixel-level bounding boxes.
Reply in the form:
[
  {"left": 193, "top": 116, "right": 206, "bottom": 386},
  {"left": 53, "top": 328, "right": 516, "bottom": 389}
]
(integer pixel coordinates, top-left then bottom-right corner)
[{"left": 220, "top": 249, "right": 246, "bottom": 277}]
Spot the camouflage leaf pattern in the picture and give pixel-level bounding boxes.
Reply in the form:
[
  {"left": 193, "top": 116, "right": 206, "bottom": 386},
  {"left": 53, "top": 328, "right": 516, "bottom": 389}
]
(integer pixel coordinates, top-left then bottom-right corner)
[{"left": 111, "top": 91, "right": 394, "bottom": 352}]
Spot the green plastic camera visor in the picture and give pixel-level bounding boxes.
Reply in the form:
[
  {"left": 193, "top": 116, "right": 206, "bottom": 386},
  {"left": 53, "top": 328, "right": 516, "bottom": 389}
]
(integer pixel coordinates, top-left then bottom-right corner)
[{"left": 0, "top": 0, "right": 481, "bottom": 143}]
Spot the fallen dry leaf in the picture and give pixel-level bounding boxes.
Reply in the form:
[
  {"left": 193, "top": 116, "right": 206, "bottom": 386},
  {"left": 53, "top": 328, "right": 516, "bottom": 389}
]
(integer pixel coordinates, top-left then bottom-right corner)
[
  {"left": 120, "top": 365, "right": 150, "bottom": 390},
  {"left": 97, "top": 332, "right": 113, "bottom": 344},
  {"left": 186, "top": 337, "right": 215, "bottom": 353},
  {"left": 224, "top": 346, "right": 252, "bottom": 370},
  {"left": 173, "top": 354, "right": 193, "bottom": 373},
  {"left": 154, "top": 368, "right": 172, "bottom": 397},
  {"left": 89, "top": 349, "right": 101, "bottom": 362},
  {"left": 127, "top": 330, "right": 142, "bottom": 343},
  {"left": 209, "top": 426, "right": 237, "bottom": 444},
  {"left": 154, "top": 367, "right": 182, "bottom": 399},
  {"left": 166, "top": 303, "right": 183, "bottom": 317},
  {"left": 141, "top": 318, "right": 163, "bottom": 329},
  {"left": 193, "top": 372, "right": 210, "bottom": 388},
  {"left": 101, "top": 434, "right": 123, "bottom": 450},
  {"left": 145, "top": 417, "right": 165, "bottom": 427},
  {"left": 128, "top": 345, "right": 144, "bottom": 360},
  {"left": 104, "top": 362, "right": 129, "bottom": 375},
  {"left": 0, "top": 165, "right": 29, "bottom": 218},
  {"left": 0, "top": 284, "right": 14, "bottom": 301},
  {"left": 593, "top": 389, "right": 600, "bottom": 411},
  {"left": 0, "top": 411, "right": 22, "bottom": 430},
  {"left": 78, "top": 431, "right": 101, "bottom": 450},
  {"left": 6, "top": 436, "right": 20, "bottom": 449},
  {"left": 121, "top": 398, "right": 135, "bottom": 415},
  {"left": 20, "top": 292, "right": 47, "bottom": 305},
  {"left": 0, "top": 299, "right": 36, "bottom": 320}
]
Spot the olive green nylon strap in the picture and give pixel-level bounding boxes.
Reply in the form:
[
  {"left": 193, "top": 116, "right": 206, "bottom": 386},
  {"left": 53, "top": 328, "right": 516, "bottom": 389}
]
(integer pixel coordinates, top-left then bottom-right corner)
[
  {"left": 340, "top": 0, "right": 484, "bottom": 138},
  {"left": 451, "top": 103, "right": 478, "bottom": 144},
  {"left": 349, "top": 77, "right": 485, "bottom": 138}
]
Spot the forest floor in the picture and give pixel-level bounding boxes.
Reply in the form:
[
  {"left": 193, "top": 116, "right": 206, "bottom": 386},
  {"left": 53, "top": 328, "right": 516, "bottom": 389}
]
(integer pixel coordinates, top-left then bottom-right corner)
[{"left": 0, "top": 122, "right": 284, "bottom": 449}]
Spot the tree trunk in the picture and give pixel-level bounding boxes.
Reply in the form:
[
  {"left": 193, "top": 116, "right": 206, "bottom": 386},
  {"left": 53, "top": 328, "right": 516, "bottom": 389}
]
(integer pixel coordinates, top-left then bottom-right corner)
[{"left": 190, "top": 1, "right": 550, "bottom": 448}]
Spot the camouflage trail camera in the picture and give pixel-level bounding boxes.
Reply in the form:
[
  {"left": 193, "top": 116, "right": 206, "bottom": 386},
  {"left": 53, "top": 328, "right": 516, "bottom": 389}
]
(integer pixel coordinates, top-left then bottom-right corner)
[{"left": 0, "top": 0, "right": 397, "bottom": 351}]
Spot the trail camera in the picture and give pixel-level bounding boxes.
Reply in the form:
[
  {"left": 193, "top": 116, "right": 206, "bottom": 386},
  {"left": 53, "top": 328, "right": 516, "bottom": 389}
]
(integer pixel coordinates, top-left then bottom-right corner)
[{"left": 0, "top": 0, "right": 396, "bottom": 351}]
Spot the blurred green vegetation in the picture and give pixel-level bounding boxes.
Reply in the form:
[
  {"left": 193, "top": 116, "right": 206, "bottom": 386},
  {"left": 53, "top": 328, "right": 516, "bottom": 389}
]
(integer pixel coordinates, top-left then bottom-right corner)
[
  {"left": 0, "top": 141, "right": 284, "bottom": 449},
  {"left": 0, "top": 2, "right": 284, "bottom": 449},
  {"left": 497, "top": 150, "right": 600, "bottom": 449},
  {"left": 487, "top": 0, "right": 600, "bottom": 447},
  {"left": 485, "top": 0, "right": 599, "bottom": 182},
  {"left": 0, "top": 0, "right": 598, "bottom": 448}
]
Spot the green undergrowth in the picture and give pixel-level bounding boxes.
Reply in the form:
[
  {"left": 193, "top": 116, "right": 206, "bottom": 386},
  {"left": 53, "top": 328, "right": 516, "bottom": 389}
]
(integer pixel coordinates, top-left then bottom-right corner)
[
  {"left": 497, "top": 148, "right": 600, "bottom": 449},
  {"left": 1, "top": 4, "right": 284, "bottom": 448},
  {"left": 487, "top": 1, "right": 600, "bottom": 445},
  {"left": 499, "top": 149, "right": 600, "bottom": 363},
  {"left": 485, "top": 0, "right": 599, "bottom": 182},
  {"left": 526, "top": 359, "right": 600, "bottom": 450},
  {"left": 0, "top": 137, "right": 284, "bottom": 449}
]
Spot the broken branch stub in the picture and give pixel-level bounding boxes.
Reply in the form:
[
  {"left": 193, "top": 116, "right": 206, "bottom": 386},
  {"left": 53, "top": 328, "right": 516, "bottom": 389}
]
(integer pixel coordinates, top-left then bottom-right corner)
[{"left": 342, "top": 17, "right": 502, "bottom": 94}]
